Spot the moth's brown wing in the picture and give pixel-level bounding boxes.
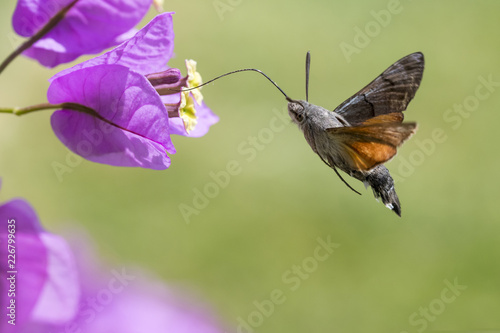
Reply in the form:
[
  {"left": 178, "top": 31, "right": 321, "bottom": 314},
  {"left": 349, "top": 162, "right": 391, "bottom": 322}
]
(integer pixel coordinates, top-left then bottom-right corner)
[
  {"left": 327, "top": 118, "right": 417, "bottom": 171},
  {"left": 334, "top": 52, "right": 424, "bottom": 126},
  {"left": 361, "top": 112, "right": 404, "bottom": 125}
]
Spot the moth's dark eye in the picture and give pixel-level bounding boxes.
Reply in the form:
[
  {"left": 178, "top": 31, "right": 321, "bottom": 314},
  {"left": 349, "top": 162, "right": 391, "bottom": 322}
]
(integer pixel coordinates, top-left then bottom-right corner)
[{"left": 295, "top": 113, "right": 304, "bottom": 122}]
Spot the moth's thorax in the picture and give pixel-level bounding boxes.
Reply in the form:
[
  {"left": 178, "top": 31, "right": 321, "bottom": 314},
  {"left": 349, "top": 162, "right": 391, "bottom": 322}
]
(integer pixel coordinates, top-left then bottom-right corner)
[{"left": 288, "top": 99, "right": 353, "bottom": 172}]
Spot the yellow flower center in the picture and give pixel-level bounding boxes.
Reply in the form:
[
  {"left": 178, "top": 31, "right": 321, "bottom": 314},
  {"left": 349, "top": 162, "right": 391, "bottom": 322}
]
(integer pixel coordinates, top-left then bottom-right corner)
[
  {"left": 179, "top": 92, "right": 197, "bottom": 134},
  {"left": 185, "top": 59, "right": 204, "bottom": 105},
  {"left": 178, "top": 59, "right": 205, "bottom": 134}
]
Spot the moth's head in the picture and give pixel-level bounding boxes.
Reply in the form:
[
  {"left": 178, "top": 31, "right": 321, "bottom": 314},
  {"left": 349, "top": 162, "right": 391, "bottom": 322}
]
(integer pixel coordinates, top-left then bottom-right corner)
[{"left": 287, "top": 99, "right": 308, "bottom": 125}]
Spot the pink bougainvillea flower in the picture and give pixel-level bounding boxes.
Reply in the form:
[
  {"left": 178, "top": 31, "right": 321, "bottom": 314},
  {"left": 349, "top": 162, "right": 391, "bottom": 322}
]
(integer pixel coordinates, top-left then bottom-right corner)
[
  {"left": 77, "top": 278, "right": 225, "bottom": 333},
  {"left": 49, "top": 63, "right": 178, "bottom": 169},
  {"left": 66, "top": 240, "right": 228, "bottom": 333},
  {"left": 0, "top": 192, "right": 79, "bottom": 333},
  {"left": 48, "top": 12, "right": 218, "bottom": 170},
  {"left": 12, "top": 0, "right": 152, "bottom": 67},
  {"left": 0, "top": 186, "right": 227, "bottom": 332}
]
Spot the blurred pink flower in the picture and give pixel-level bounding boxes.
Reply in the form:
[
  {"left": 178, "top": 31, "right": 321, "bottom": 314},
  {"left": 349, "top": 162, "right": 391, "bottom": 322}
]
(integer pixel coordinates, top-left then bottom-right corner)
[
  {"left": 0, "top": 194, "right": 80, "bottom": 333},
  {"left": 0, "top": 186, "right": 227, "bottom": 333}
]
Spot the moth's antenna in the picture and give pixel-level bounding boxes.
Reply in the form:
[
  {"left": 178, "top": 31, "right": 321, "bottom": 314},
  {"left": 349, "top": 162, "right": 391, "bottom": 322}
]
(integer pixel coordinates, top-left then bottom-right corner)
[
  {"left": 305, "top": 51, "right": 311, "bottom": 102},
  {"left": 180, "top": 68, "right": 293, "bottom": 102}
]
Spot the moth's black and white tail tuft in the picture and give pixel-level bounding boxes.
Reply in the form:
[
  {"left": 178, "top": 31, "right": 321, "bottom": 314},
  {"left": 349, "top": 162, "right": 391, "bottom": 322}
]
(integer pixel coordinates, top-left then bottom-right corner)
[{"left": 364, "top": 166, "right": 401, "bottom": 217}]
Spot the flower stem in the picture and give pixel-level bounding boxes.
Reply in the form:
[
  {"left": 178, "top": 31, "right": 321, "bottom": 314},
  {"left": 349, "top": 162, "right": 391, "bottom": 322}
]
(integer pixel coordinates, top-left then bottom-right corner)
[
  {"left": 1, "top": 102, "right": 152, "bottom": 142},
  {"left": 0, "top": 0, "right": 80, "bottom": 75},
  {"left": 1, "top": 102, "right": 98, "bottom": 117}
]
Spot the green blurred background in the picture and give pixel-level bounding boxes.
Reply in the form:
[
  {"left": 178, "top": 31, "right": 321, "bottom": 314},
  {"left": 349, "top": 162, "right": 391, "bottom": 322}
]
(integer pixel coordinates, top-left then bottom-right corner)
[{"left": 1, "top": 0, "right": 500, "bottom": 332}]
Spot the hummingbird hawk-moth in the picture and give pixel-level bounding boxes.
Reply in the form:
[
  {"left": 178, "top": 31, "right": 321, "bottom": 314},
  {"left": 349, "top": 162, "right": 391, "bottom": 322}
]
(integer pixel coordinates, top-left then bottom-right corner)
[
  {"left": 287, "top": 52, "right": 424, "bottom": 216},
  {"left": 184, "top": 52, "right": 424, "bottom": 216}
]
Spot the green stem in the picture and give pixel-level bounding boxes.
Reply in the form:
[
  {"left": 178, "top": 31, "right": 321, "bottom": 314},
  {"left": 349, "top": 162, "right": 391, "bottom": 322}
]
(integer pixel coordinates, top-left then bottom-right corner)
[
  {"left": 1, "top": 102, "right": 157, "bottom": 142},
  {"left": 0, "top": 0, "right": 80, "bottom": 75},
  {"left": 0, "top": 102, "right": 97, "bottom": 116}
]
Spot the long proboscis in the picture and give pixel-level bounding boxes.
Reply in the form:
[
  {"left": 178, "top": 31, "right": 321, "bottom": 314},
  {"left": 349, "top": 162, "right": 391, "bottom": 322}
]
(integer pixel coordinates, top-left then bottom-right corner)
[{"left": 180, "top": 68, "right": 293, "bottom": 102}]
